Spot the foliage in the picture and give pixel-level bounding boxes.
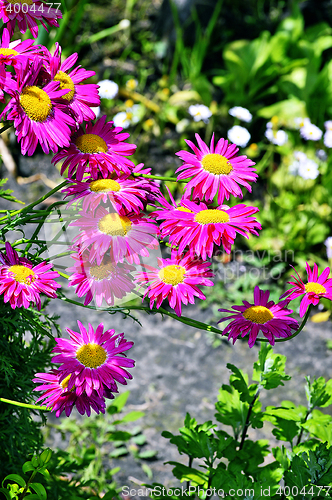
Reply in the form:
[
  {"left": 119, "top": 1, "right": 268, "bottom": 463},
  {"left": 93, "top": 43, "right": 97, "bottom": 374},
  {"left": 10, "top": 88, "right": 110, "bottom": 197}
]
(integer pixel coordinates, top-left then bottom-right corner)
[{"left": 145, "top": 345, "right": 332, "bottom": 499}]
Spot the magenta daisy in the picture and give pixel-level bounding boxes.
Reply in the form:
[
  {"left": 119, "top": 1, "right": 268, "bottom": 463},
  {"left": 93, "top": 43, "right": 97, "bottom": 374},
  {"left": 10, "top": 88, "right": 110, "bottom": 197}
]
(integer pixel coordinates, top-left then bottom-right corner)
[
  {"left": 70, "top": 206, "right": 159, "bottom": 265},
  {"left": 176, "top": 133, "right": 258, "bottom": 204},
  {"left": 1, "top": 59, "right": 75, "bottom": 155},
  {"left": 52, "top": 321, "right": 135, "bottom": 398},
  {"left": 0, "top": 27, "right": 39, "bottom": 67},
  {"left": 67, "top": 251, "right": 135, "bottom": 307},
  {"left": 280, "top": 263, "right": 332, "bottom": 317},
  {"left": 0, "top": 242, "right": 60, "bottom": 310},
  {"left": 218, "top": 286, "right": 299, "bottom": 347},
  {"left": 52, "top": 115, "right": 137, "bottom": 181},
  {"left": 45, "top": 43, "right": 100, "bottom": 123},
  {"left": 158, "top": 200, "right": 261, "bottom": 259},
  {"left": 135, "top": 250, "right": 214, "bottom": 316},
  {"left": 62, "top": 174, "right": 150, "bottom": 215},
  {"left": 0, "top": 0, "right": 62, "bottom": 39},
  {"left": 33, "top": 369, "right": 109, "bottom": 417}
]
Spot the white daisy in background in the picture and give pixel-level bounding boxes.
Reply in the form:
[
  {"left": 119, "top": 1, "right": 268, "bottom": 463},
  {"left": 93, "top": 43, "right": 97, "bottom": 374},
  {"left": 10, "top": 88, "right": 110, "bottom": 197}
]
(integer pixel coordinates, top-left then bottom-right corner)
[
  {"left": 300, "top": 121, "right": 323, "bottom": 141},
  {"left": 265, "top": 126, "right": 288, "bottom": 146},
  {"left": 324, "top": 120, "right": 332, "bottom": 131},
  {"left": 325, "top": 237, "right": 332, "bottom": 259},
  {"left": 113, "top": 104, "right": 142, "bottom": 129},
  {"left": 98, "top": 80, "right": 119, "bottom": 99},
  {"left": 324, "top": 130, "right": 332, "bottom": 148},
  {"left": 298, "top": 158, "right": 319, "bottom": 180},
  {"left": 294, "top": 117, "right": 310, "bottom": 129},
  {"left": 294, "top": 151, "right": 307, "bottom": 162},
  {"left": 188, "top": 104, "right": 212, "bottom": 124},
  {"left": 227, "top": 125, "right": 251, "bottom": 147},
  {"left": 316, "top": 149, "right": 328, "bottom": 161},
  {"left": 228, "top": 106, "right": 252, "bottom": 123}
]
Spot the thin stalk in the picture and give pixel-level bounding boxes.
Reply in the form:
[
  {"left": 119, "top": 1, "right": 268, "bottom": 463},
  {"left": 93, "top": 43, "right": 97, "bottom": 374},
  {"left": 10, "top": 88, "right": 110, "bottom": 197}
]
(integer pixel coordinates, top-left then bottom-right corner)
[
  {"left": 0, "top": 397, "right": 50, "bottom": 411},
  {"left": 0, "top": 180, "right": 67, "bottom": 222},
  {"left": 0, "top": 123, "right": 12, "bottom": 135},
  {"left": 295, "top": 409, "right": 310, "bottom": 447},
  {"left": 239, "top": 386, "right": 261, "bottom": 450},
  {"left": 118, "top": 88, "right": 160, "bottom": 113},
  {"left": 132, "top": 173, "right": 186, "bottom": 182}
]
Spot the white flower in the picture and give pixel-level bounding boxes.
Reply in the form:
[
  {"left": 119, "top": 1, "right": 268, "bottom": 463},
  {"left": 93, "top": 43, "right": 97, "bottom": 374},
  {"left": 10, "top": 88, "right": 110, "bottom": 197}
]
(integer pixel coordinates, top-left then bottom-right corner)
[
  {"left": 298, "top": 159, "right": 319, "bottom": 179},
  {"left": 227, "top": 125, "right": 251, "bottom": 147},
  {"left": 188, "top": 104, "right": 212, "bottom": 123},
  {"left": 300, "top": 122, "right": 323, "bottom": 141},
  {"left": 176, "top": 118, "right": 190, "bottom": 133},
  {"left": 288, "top": 161, "right": 299, "bottom": 176},
  {"left": 228, "top": 106, "right": 252, "bottom": 123},
  {"left": 324, "top": 120, "right": 332, "bottom": 130},
  {"left": 97, "top": 80, "right": 119, "bottom": 99},
  {"left": 324, "top": 130, "right": 332, "bottom": 148},
  {"left": 265, "top": 128, "right": 288, "bottom": 146},
  {"left": 294, "top": 151, "right": 307, "bottom": 162},
  {"left": 90, "top": 106, "right": 100, "bottom": 119},
  {"left": 294, "top": 117, "right": 310, "bottom": 129},
  {"left": 325, "top": 236, "right": 332, "bottom": 259},
  {"left": 316, "top": 149, "right": 328, "bottom": 161},
  {"left": 113, "top": 104, "right": 142, "bottom": 129}
]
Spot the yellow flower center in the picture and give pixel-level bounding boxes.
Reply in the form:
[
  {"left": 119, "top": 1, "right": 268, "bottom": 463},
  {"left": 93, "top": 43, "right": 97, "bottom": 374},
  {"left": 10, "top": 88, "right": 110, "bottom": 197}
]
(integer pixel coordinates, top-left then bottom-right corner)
[
  {"left": 7, "top": 0, "right": 33, "bottom": 4},
  {"left": 158, "top": 264, "right": 186, "bottom": 285},
  {"left": 75, "top": 134, "right": 108, "bottom": 154},
  {"left": 89, "top": 262, "right": 114, "bottom": 281},
  {"left": 53, "top": 70, "right": 75, "bottom": 102},
  {"left": 0, "top": 48, "right": 19, "bottom": 56},
  {"left": 243, "top": 305, "right": 274, "bottom": 324},
  {"left": 20, "top": 86, "right": 52, "bottom": 122},
  {"left": 60, "top": 374, "right": 72, "bottom": 389},
  {"left": 98, "top": 213, "right": 131, "bottom": 236},
  {"left": 125, "top": 99, "right": 134, "bottom": 108},
  {"left": 201, "top": 153, "right": 233, "bottom": 175},
  {"left": 8, "top": 265, "right": 35, "bottom": 284},
  {"left": 90, "top": 179, "right": 121, "bottom": 193},
  {"left": 76, "top": 343, "right": 107, "bottom": 368},
  {"left": 305, "top": 282, "right": 326, "bottom": 294},
  {"left": 176, "top": 206, "right": 192, "bottom": 213},
  {"left": 195, "top": 209, "right": 230, "bottom": 224}
]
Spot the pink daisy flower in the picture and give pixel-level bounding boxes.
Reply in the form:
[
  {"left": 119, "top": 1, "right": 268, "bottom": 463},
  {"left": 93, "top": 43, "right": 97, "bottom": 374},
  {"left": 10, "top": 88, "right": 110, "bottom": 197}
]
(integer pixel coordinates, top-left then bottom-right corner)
[
  {"left": 176, "top": 133, "right": 258, "bottom": 204},
  {"left": 218, "top": 286, "right": 299, "bottom": 347},
  {"left": 0, "top": 0, "right": 62, "bottom": 39},
  {"left": 158, "top": 200, "right": 261, "bottom": 260},
  {"left": 45, "top": 43, "right": 100, "bottom": 123},
  {"left": 280, "top": 263, "right": 332, "bottom": 317},
  {"left": 1, "top": 59, "right": 75, "bottom": 155},
  {"left": 52, "top": 115, "right": 137, "bottom": 181},
  {"left": 52, "top": 321, "right": 135, "bottom": 398},
  {"left": 0, "top": 242, "right": 60, "bottom": 310},
  {"left": 130, "top": 162, "right": 162, "bottom": 204},
  {"left": 0, "top": 27, "right": 39, "bottom": 67},
  {"left": 70, "top": 206, "right": 159, "bottom": 265},
  {"left": 67, "top": 251, "right": 135, "bottom": 307},
  {"left": 62, "top": 174, "right": 150, "bottom": 215},
  {"left": 135, "top": 250, "right": 214, "bottom": 316},
  {"left": 33, "top": 369, "right": 109, "bottom": 418}
]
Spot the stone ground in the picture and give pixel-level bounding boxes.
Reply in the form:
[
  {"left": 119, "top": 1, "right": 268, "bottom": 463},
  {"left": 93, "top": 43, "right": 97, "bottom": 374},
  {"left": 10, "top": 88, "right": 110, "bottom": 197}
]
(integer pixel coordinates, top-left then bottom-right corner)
[{"left": 2, "top": 152, "right": 332, "bottom": 491}]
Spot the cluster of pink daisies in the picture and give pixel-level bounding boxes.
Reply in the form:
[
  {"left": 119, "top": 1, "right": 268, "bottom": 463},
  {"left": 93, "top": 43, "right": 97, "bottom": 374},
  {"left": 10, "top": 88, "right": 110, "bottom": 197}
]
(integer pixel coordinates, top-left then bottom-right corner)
[{"left": 0, "top": 10, "right": 332, "bottom": 417}]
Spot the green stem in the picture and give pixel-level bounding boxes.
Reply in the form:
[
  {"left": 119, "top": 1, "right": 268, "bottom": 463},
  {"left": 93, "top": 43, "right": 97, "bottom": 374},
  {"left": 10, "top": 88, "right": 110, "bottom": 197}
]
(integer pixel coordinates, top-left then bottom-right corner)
[
  {"left": 18, "top": 468, "right": 39, "bottom": 500},
  {"left": 239, "top": 386, "right": 261, "bottom": 450},
  {"left": 0, "top": 122, "right": 12, "bottom": 135},
  {"left": 0, "top": 181, "right": 67, "bottom": 223},
  {"left": 0, "top": 397, "right": 50, "bottom": 411},
  {"left": 132, "top": 173, "right": 186, "bottom": 183},
  {"left": 256, "top": 305, "right": 312, "bottom": 343}
]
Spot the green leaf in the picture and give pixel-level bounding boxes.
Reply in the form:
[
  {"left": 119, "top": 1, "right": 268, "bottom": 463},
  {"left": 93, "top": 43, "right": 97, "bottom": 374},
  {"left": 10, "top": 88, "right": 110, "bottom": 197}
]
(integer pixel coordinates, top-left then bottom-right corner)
[
  {"left": 253, "top": 344, "right": 291, "bottom": 390},
  {"left": 29, "top": 483, "right": 46, "bottom": 500},
  {"left": 22, "top": 461, "right": 35, "bottom": 474},
  {"left": 107, "top": 391, "right": 130, "bottom": 413},
  {"left": 109, "top": 447, "right": 128, "bottom": 458},
  {"left": 2, "top": 474, "right": 26, "bottom": 488},
  {"left": 116, "top": 411, "right": 145, "bottom": 423},
  {"left": 107, "top": 431, "right": 132, "bottom": 442},
  {"left": 39, "top": 448, "right": 52, "bottom": 465},
  {"left": 141, "top": 463, "right": 153, "bottom": 479},
  {"left": 257, "top": 98, "right": 307, "bottom": 127},
  {"left": 0, "top": 488, "right": 12, "bottom": 500},
  {"left": 138, "top": 450, "right": 158, "bottom": 459}
]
